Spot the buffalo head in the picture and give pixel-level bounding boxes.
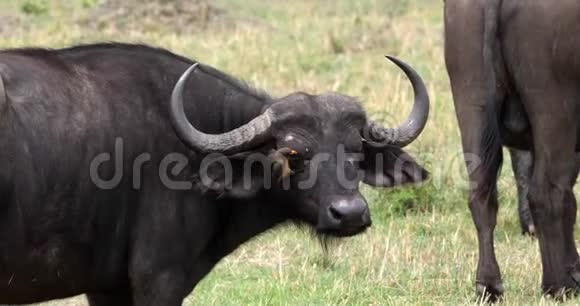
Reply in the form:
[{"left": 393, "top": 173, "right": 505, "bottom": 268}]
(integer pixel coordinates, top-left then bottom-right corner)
[{"left": 170, "top": 56, "right": 429, "bottom": 237}]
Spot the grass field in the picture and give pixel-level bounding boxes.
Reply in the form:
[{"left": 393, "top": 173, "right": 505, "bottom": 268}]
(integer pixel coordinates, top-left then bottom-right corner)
[{"left": 1, "top": 0, "right": 579, "bottom": 305}]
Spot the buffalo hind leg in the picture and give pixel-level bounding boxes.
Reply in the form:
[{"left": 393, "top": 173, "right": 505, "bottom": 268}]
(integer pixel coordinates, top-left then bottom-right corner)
[
  {"left": 452, "top": 92, "right": 504, "bottom": 301},
  {"left": 520, "top": 88, "right": 580, "bottom": 296},
  {"left": 87, "top": 292, "right": 133, "bottom": 306},
  {"left": 529, "top": 151, "right": 579, "bottom": 296},
  {"left": 448, "top": 90, "right": 505, "bottom": 300},
  {"left": 508, "top": 148, "right": 535, "bottom": 235},
  {"left": 469, "top": 155, "right": 504, "bottom": 301},
  {"left": 445, "top": 0, "right": 506, "bottom": 300}
]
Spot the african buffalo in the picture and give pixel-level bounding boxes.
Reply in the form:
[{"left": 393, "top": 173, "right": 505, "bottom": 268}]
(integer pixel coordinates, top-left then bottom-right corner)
[
  {"left": 445, "top": 0, "right": 580, "bottom": 299},
  {"left": 0, "top": 43, "right": 429, "bottom": 305}
]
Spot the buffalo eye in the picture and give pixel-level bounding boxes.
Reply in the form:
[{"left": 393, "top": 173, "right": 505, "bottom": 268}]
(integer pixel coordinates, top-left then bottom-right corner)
[
  {"left": 288, "top": 154, "right": 309, "bottom": 174},
  {"left": 346, "top": 158, "right": 359, "bottom": 169}
]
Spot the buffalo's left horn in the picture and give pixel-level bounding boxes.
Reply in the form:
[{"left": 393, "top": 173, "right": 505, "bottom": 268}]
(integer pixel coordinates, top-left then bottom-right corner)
[
  {"left": 364, "top": 56, "right": 430, "bottom": 148},
  {"left": 170, "top": 63, "right": 275, "bottom": 154}
]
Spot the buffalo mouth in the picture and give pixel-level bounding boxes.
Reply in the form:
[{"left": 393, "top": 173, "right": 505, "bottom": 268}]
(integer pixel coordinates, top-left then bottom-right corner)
[
  {"left": 297, "top": 199, "right": 372, "bottom": 237},
  {"left": 316, "top": 222, "right": 372, "bottom": 237}
]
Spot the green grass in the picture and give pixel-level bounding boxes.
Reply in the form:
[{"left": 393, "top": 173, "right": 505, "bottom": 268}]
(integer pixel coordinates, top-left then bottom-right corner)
[{"left": 1, "top": 0, "right": 579, "bottom": 305}]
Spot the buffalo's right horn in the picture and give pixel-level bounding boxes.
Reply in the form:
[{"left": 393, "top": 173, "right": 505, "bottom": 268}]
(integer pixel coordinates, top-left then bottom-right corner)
[{"left": 170, "top": 63, "right": 275, "bottom": 154}]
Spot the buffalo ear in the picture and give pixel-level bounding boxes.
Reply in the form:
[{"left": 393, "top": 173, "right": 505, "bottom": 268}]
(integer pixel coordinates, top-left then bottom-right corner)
[{"left": 361, "top": 144, "right": 429, "bottom": 187}]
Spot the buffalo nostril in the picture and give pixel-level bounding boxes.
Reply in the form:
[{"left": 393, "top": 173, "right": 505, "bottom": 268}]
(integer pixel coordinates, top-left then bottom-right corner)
[
  {"left": 328, "top": 205, "right": 344, "bottom": 222},
  {"left": 327, "top": 199, "right": 368, "bottom": 224}
]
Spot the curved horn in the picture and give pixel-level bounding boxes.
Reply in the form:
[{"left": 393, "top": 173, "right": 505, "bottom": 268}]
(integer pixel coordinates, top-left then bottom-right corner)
[
  {"left": 170, "top": 63, "right": 275, "bottom": 154},
  {"left": 364, "top": 56, "right": 430, "bottom": 148}
]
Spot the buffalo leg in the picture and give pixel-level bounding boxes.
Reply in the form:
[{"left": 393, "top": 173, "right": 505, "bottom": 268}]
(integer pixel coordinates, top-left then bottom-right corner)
[
  {"left": 528, "top": 143, "right": 579, "bottom": 296},
  {"left": 508, "top": 148, "right": 535, "bottom": 235},
  {"left": 448, "top": 85, "right": 504, "bottom": 299},
  {"left": 466, "top": 148, "right": 504, "bottom": 301},
  {"left": 445, "top": 0, "right": 505, "bottom": 300},
  {"left": 519, "top": 88, "right": 580, "bottom": 296},
  {"left": 129, "top": 193, "right": 200, "bottom": 306},
  {"left": 87, "top": 292, "right": 133, "bottom": 306}
]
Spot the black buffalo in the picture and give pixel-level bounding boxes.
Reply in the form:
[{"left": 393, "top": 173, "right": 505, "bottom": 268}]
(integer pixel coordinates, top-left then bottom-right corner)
[
  {"left": 445, "top": 0, "right": 580, "bottom": 299},
  {"left": 0, "top": 44, "right": 429, "bottom": 305}
]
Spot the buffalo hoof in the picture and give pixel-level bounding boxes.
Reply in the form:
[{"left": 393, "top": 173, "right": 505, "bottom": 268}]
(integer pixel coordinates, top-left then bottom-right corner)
[
  {"left": 542, "top": 286, "right": 577, "bottom": 301},
  {"left": 542, "top": 275, "right": 580, "bottom": 300},
  {"left": 476, "top": 282, "right": 504, "bottom": 303},
  {"left": 521, "top": 223, "right": 536, "bottom": 237},
  {"left": 571, "top": 271, "right": 580, "bottom": 285}
]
